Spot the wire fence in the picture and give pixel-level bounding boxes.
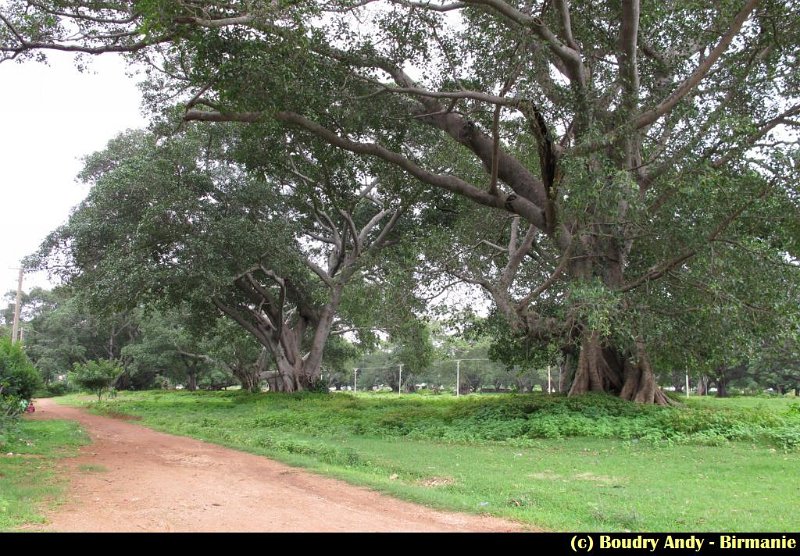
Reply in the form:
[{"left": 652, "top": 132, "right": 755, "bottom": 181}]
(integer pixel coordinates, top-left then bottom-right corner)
[{"left": 345, "top": 359, "right": 560, "bottom": 395}]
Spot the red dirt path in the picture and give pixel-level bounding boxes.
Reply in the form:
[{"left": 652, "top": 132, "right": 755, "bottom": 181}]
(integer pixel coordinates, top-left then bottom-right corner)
[{"left": 27, "top": 398, "right": 527, "bottom": 532}]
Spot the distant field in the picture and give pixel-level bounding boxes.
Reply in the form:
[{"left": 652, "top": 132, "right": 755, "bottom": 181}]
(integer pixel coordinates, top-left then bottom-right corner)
[
  {"left": 0, "top": 419, "right": 87, "bottom": 530},
  {"left": 61, "top": 391, "right": 800, "bottom": 531}
]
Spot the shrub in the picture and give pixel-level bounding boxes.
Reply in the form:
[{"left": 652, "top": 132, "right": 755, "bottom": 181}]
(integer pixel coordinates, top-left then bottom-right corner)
[
  {"left": 34, "top": 381, "right": 74, "bottom": 398},
  {"left": 768, "top": 426, "right": 800, "bottom": 450},
  {"left": 0, "top": 337, "right": 42, "bottom": 400},
  {"left": 0, "top": 394, "right": 26, "bottom": 445},
  {"left": 70, "top": 360, "right": 123, "bottom": 401}
]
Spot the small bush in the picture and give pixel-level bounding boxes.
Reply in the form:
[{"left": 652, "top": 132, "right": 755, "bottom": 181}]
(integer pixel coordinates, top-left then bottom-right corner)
[{"left": 70, "top": 360, "right": 123, "bottom": 401}]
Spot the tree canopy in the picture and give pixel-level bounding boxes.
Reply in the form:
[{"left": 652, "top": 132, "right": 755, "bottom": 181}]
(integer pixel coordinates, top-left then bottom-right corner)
[
  {"left": 4, "top": 0, "right": 799, "bottom": 402},
  {"left": 29, "top": 121, "right": 423, "bottom": 391}
]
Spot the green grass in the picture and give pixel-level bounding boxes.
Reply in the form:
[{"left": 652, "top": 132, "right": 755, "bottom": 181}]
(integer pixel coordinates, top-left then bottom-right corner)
[
  {"left": 60, "top": 390, "right": 800, "bottom": 531},
  {"left": 0, "top": 419, "right": 88, "bottom": 531}
]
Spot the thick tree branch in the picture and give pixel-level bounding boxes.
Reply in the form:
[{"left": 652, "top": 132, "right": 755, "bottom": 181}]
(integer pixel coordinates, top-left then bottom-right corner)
[
  {"left": 173, "top": 15, "right": 257, "bottom": 28},
  {"left": 213, "top": 298, "right": 272, "bottom": 348},
  {"left": 571, "top": 0, "right": 760, "bottom": 157},
  {"left": 0, "top": 12, "right": 171, "bottom": 56},
  {"left": 357, "top": 209, "right": 390, "bottom": 247},
  {"left": 635, "top": 0, "right": 760, "bottom": 129},
  {"left": 460, "top": 0, "right": 585, "bottom": 84},
  {"left": 358, "top": 82, "right": 523, "bottom": 106},
  {"left": 234, "top": 274, "right": 280, "bottom": 331},
  {"left": 501, "top": 219, "right": 537, "bottom": 288},
  {"left": 554, "top": 0, "right": 579, "bottom": 51},
  {"left": 306, "top": 232, "right": 337, "bottom": 245},
  {"left": 314, "top": 208, "right": 342, "bottom": 249},
  {"left": 184, "top": 109, "right": 263, "bottom": 122},
  {"left": 338, "top": 208, "right": 361, "bottom": 258},
  {"left": 271, "top": 110, "right": 549, "bottom": 230},
  {"left": 302, "top": 257, "right": 335, "bottom": 287},
  {"left": 389, "top": 0, "right": 465, "bottom": 11},
  {"left": 617, "top": 0, "right": 640, "bottom": 111},
  {"left": 447, "top": 268, "right": 492, "bottom": 290}
]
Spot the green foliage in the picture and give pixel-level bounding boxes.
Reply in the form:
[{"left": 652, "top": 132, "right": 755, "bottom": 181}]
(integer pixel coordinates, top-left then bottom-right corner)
[
  {"left": 0, "top": 394, "right": 24, "bottom": 444},
  {"left": 304, "top": 377, "right": 331, "bottom": 394},
  {"left": 34, "top": 381, "right": 74, "bottom": 398},
  {"left": 472, "top": 314, "right": 561, "bottom": 375},
  {"left": 389, "top": 319, "right": 435, "bottom": 385},
  {"left": 7, "top": 0, "right": 800, "bottom": 401},
  {"left": 0, "top": 338, "right": 41, "bottom": 400},
  {"left": 89, "top": 389, "right": 800, "bottom": 451},
  {"left": 567, "top": 280, "right": 622, "bottom": 340},
  {"left": 70, "top": 360, "right": 122, "bottom": 401},
  {"left": 20, "top": 287, "right": 139, "bottom": 387},
  {"left": 29, "top": 121, "right": 421, "bottom": 392}
]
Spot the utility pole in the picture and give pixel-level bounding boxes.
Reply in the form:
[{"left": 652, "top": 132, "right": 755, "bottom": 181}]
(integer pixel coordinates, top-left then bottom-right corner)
[
  {"left": 398, "top": 364, "right": 403, "bottom": 395},
  {"left": 353, "top": 368, "right": 358, "bottom": 392},
  {"left": 11, "top": 268, "right": 23, "bottom": 344},
  {"left": 456, "top": 360, "right": 460, "bottom": 398},
  {"left": 453, "top": 359, "right": 491, "bottom": 398}
]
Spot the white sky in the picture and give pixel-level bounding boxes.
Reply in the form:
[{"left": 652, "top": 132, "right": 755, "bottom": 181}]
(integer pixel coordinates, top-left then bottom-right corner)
[{"left": 0, "top": 52, "right": 147, "bottom": 308}]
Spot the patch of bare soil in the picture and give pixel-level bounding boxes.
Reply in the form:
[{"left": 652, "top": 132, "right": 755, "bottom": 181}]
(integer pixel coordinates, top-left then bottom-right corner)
[{"left": 25, "top": 399, "right": 529, "bottom": 532}]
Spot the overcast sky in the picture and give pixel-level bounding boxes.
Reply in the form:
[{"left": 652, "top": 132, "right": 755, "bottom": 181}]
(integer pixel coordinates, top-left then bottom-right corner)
[{"left": 0, "top": 52, "right": 147, "bottom": 307}]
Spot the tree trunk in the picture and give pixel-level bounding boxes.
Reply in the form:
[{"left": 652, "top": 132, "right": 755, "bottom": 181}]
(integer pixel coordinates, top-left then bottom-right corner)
[
  {"left": 230, "top": 290, "right": 342, "bottom": 393},
  {"left": 270, "top": 356, "right": 301, "bottom": 392},
  {"left": 696, "top": 376, "right": 705, "bottom": 396},
  {"left": 232, "top": 366, "right": 261, "bottom": 393},
  {"left": 567, "top": 331, "right": 673, "bottom": 405},
  {"left": 267, "top": 353, "right": 325, "bottom": 392},
  {"left": 114, "top": 371, "right": 131, "bottom": 390},
  {"left": 716, "top": 378, "right": 729, "bottom": 398},
  {"left": 556, "top": 348, "right": 577, "bottom": 393},
  {"left": 671, "top": 370, "right": 685, "bottom": 393}
]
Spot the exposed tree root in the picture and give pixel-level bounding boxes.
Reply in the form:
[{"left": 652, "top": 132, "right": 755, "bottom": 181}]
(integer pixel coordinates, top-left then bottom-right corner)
[{"left": 568, "top": 331, "right": 675, "bottom": 405}]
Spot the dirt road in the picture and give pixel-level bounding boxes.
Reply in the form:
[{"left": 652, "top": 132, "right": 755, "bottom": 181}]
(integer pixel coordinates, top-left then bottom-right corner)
[{"left": 28, "top": 399, "right": 525, "bottom": 532}]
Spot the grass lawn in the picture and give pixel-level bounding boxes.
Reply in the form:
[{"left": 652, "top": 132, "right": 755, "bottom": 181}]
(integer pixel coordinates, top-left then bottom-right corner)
[
  {"left": 60, "top": 390, "right": 800, "bottom": 531},
  {"left": 0, "top": 419, "right": 88, "bottom": 531}
]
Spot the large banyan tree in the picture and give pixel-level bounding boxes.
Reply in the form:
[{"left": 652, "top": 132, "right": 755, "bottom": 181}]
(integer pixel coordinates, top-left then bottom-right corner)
[
  {"left": 4, "top": 0, "right": 799, "bottom": 402},
  {"left": 30, "top": 126, "right": 420, "bottom": 391}
]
